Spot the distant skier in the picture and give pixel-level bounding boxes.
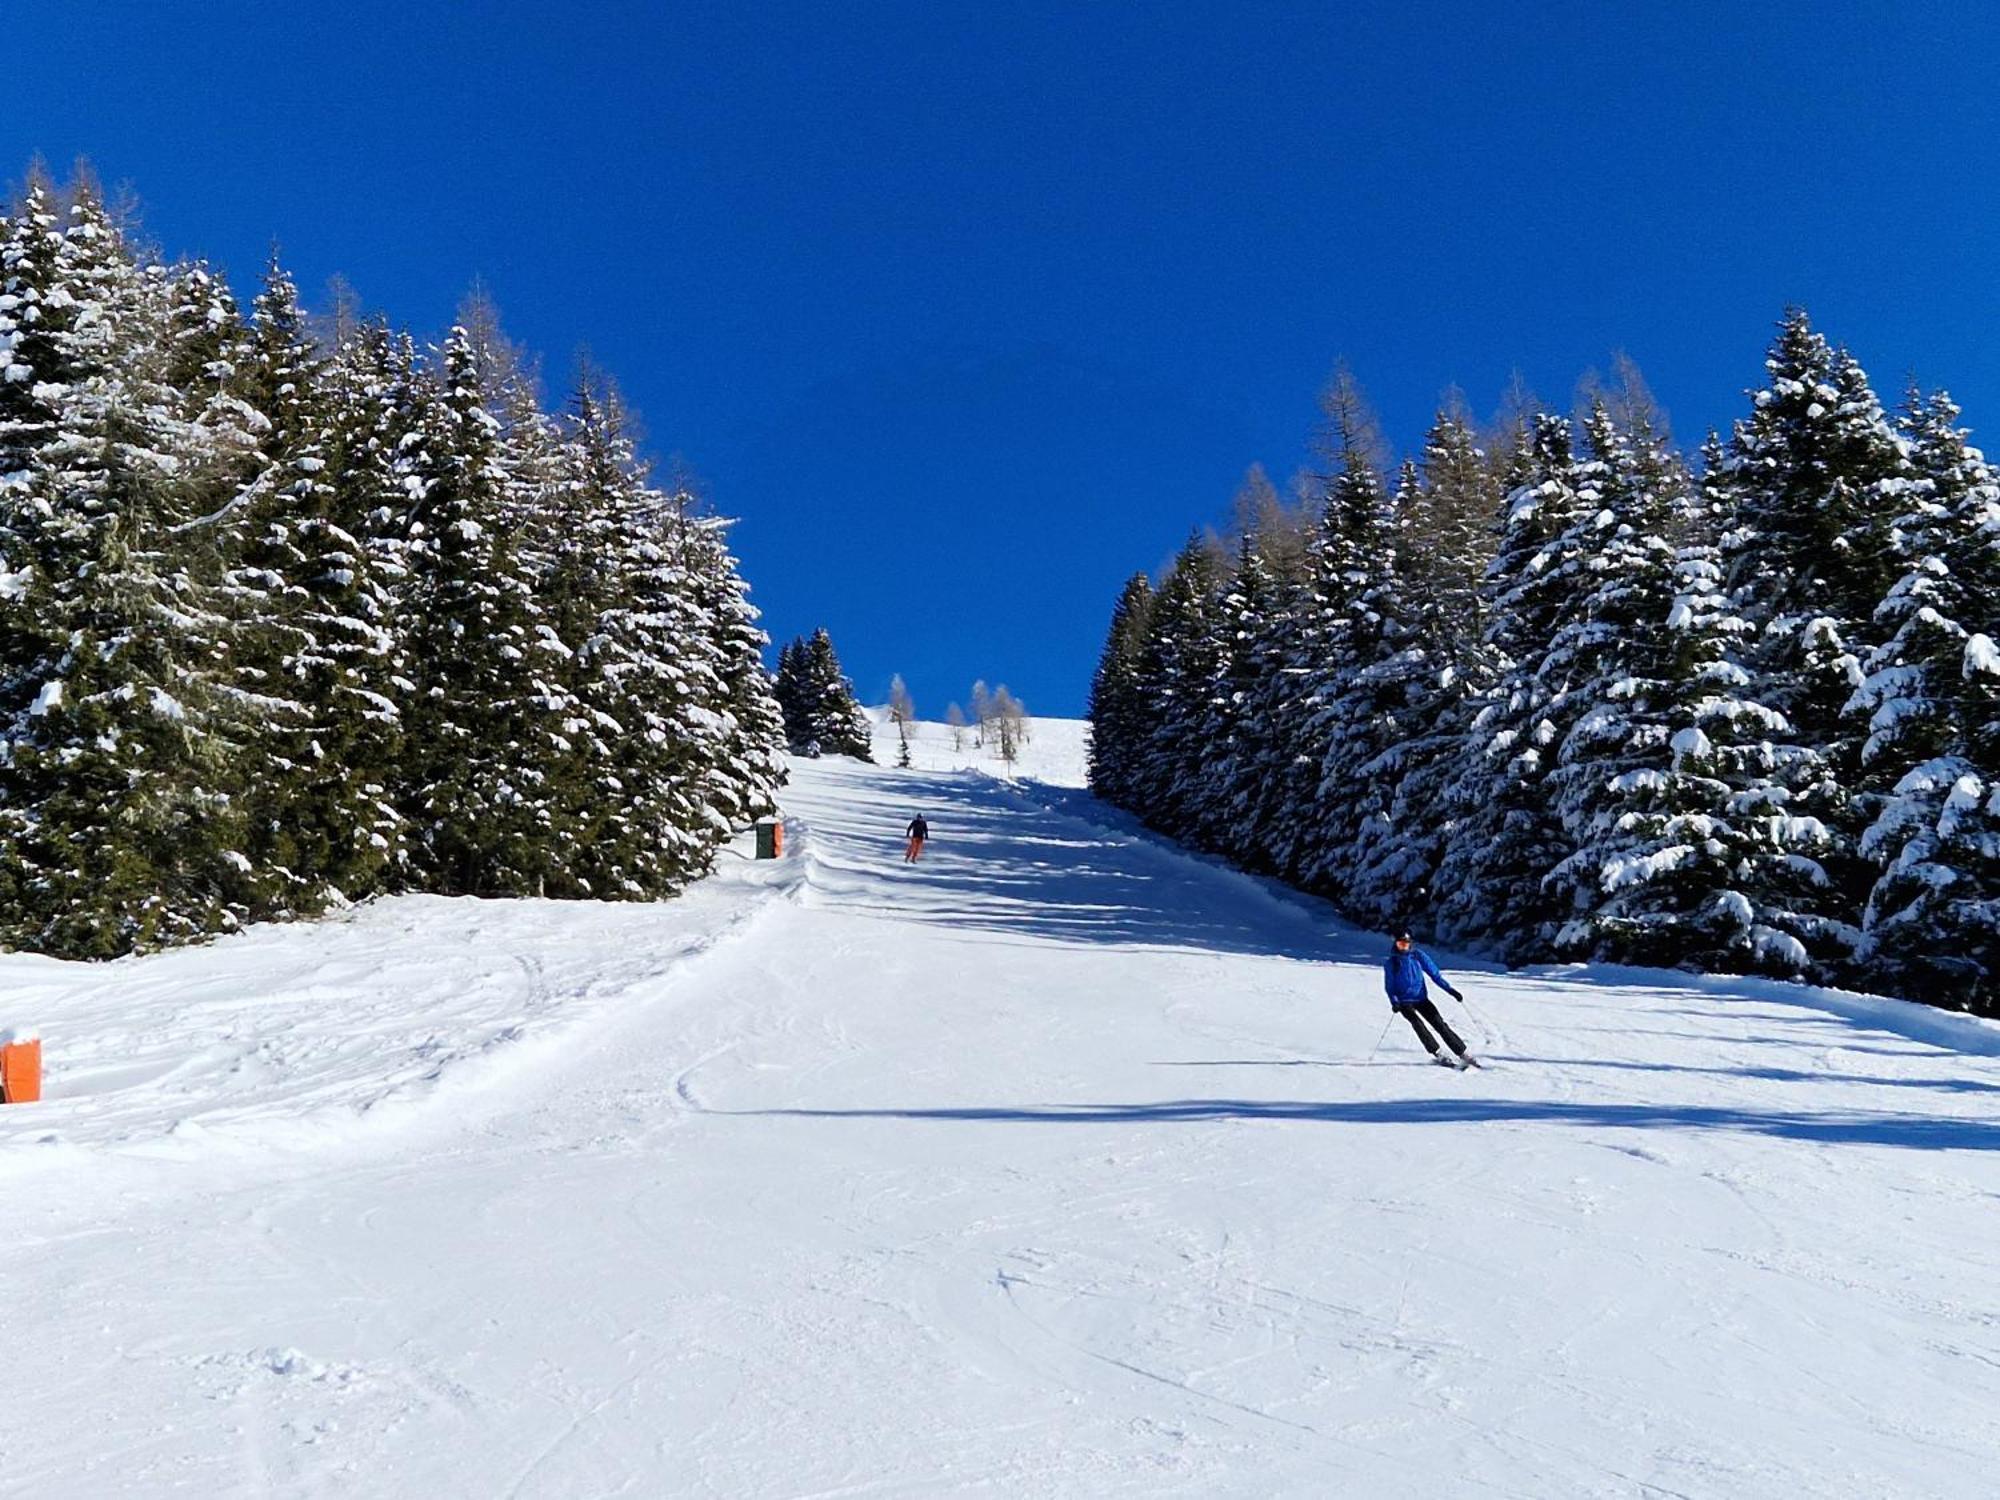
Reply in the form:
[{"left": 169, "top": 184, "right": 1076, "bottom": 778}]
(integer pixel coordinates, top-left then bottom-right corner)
[
  {"left": 904, "top": 814, "right": 929, "bottom": 863},
  {"left": 1385, "top": 930, "right": 1477, "bottom": 1068}
]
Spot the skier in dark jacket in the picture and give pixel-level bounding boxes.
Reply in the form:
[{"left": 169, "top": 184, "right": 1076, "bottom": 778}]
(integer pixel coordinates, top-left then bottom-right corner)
[
  {"left": 904, "top": 815, "right": 930, "bottom": 863},
  {"left": 1385, "top": 931, "right": 1476, "bottom": 1068}
]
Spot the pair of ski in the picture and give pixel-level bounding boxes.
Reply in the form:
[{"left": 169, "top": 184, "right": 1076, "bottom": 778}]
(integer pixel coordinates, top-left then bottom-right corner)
[{"left": 1433, "top": 1052, "right": 1484, "bottom": 1070}]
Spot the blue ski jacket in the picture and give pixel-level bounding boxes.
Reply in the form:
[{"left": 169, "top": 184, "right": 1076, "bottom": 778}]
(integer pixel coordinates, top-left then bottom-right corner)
[{"left": 1384, "top": 946, "right": 1454, "bottom": 1007}]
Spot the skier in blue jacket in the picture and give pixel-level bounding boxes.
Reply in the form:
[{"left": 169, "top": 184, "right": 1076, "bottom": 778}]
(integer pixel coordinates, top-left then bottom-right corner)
[{"left": 1385, "top": 930, "right": 1477, "bottom": 1068}]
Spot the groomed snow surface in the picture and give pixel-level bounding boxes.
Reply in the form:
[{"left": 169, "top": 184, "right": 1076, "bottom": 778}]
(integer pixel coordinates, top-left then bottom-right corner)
[
  {"left": 866, "top": 706, "right": 1091, "bottom": 785},
  {"left": 4, "top": 720, "right": 1998, "bottom": 1498}
]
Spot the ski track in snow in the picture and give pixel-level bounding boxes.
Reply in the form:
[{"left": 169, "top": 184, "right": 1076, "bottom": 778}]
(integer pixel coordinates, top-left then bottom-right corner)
[{"left": 3, "top": 736, "right": 1999, "bottom": 1497}]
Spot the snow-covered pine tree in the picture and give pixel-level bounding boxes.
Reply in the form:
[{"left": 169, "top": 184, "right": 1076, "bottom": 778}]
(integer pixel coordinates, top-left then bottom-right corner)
[
  {"left": 155, "top": 260, "right": 263, "bottom": 526},
  {"left": 1540, "top": 402, "right": 1702, "bottom": 961},
  {"left": 1343, "top": 422, "right": 1499, "bottom": 929},
  {"left": 491, "top": 345, "right": 609, "bottom": 894},
  {"left": 1406, "top": 404, "right": 1496, "bottom": 647},
  {"left": 1712, "top": 310, "right": 1912, "bottom": 974},
  {"left": 1127, "top": 532, "right": 1227, "bottom": 838},
  {"left": 1433, "top": 412, "right": 1600, "bottom": 957},
  {"left": 0, "top": 177, "right": 256, "bottom": 955},
  {"left": 797, "top": 628, "right": 872, "bottom": 760},
  {"left": 773, "top": 638, "right": 810, "bottom": 751},
  {"left": 775, "top": 640, "right": 807, "bottom": 752},
  {"left": 555, "top": 383, "right": 733, "bottom": 896},
  {"left": 1549, "top": 433, "right": 1814, "bottom": 972},
  {"left": 681, "top": 511, "right": 787, "bottom": 827},
  {"left": 1292, "top": 375, "right": 1404, "bottom": 898},
  {"left": 210, "top": 256, "right": 407, "bottom": 914},
  {"left": 1848, "top": 390, "right": 2000, "bottom": 1011},
  {"left": 1227, "top": 544, "right": 1316, "bottom": 880},
  {"left": 395, "top": 327, "right": 574, "bottom": 895},
  {"left": 1183, "top": 531, "right": 1275, "bottom": 855},
  {"left": 316, "top": 319, "right": 425, "bottom": 887},
  {"left": 1087, "top": 573, "right": 1154, "bottom": 809}
]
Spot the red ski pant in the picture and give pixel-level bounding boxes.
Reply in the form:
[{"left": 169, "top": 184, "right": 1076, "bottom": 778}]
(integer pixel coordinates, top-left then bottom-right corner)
[
  {"left": 1395, "top": 998, "right": 1467, "bottom": 1057},
  {"left": 905, "top": 837, "right": 925, "bottom": 862}
]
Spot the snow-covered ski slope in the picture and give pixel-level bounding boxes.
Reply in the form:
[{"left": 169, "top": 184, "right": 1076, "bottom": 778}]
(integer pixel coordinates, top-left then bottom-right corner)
[
  {"left": 864, "top": 706, "right": 1091, "bottom": 784},
  {"left": 4, "top": 739, "right": 1998, "bottom": 1498}
]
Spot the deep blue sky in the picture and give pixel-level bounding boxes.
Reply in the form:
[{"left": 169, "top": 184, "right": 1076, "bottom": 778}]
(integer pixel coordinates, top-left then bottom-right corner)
[{"left": 14, "top": 4, "right": 2000, "bottom": 715}]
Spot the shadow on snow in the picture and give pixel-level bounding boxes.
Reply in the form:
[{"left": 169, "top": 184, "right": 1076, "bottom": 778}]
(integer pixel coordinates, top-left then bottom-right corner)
[
  {"left": 1151, "top": 1056, "right": 2000, "bottom": 1095},
  {"left": 724, "top": 1096, "right": 1998, "bottom": 1150},
  {"left": 820, "top": 769, "right": 1380, "bottom": 964}
]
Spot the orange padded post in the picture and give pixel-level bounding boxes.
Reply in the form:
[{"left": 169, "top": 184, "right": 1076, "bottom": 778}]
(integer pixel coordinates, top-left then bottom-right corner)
[{"left": 1, "top": 1038, "right": 41, "bottom": 1104}]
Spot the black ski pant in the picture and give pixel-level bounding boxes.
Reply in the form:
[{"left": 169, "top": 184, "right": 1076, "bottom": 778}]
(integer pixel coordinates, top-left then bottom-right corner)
[{"left": 1395, "top": 998, "right": 1467, "bottom": 1057}]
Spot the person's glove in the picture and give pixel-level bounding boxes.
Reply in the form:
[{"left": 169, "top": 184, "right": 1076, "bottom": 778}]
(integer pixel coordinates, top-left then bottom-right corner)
[{"left": 1448, "top": 987, "right": 1465, "bottom": 1003}]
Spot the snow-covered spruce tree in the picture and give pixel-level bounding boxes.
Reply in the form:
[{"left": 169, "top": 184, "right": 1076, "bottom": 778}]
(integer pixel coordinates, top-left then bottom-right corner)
[
  {"left": 1291, "top": 378, "right": 1403, "bottom": 897},
  {"left": 681, "top": 512, "right": 787, "bottom": 826},
  {"left": 1201, "top": 464, "right": 1314, "bottom": 867},
  {"left": 1086, "top": 572, "right": 1155, "bottom": 810},
  {"left": 1847, "top": 390, "right": 2000, "bottom": 1011},
  {"left": 1710, "top": 310, "right": 1913, "bottom": 975},
  {"left": 1433, "top": 412, "right": 1601, "bottom": 957},
  {"left": 1406, "top": 403, "right": 1496, "bottom": 648},
  {"left": 483, "top": 371, "right": 613, "bottom": 895},
  {"left": 1228, "top": 543, "right": 1318, "bottom": 881},
  {"left": 557, "top": 384, "right": 736, "bottom": 896},
  {"left": 1127, "top": 532, "right": 1228, "bottom": 837},
  {"left": 773, "top": 638, "right": 810, "bottom": 750},
  {"left": 1538, "top": 406, "right": 1719, "bottom": 965},
  {"left": 155, "top": 260, "right": 264, "bottom": 524},
  {"left": 1343, "top": 419, "right": 1501, "bottom": 929},
  {"left": 1547, "top": 431, "right": 1827, "bottom": 973},
  {"left": 0, "top": 178, "right": 257, "bottom": 955},
  {"left": 786, "top": 628, "right": 872, "bottom": 759},
  {"left": 1225, "top": 491, "right": 1338, "bottom": 880},
  {"left": 498, "top": 364, "right": 616, "bottom": 895},
  {"left": 395, "top": 327, "right": 577, "bottom": 896},
  {"left": 1183, "top": 531, "right": 1277, "bottom": 856},
  {"left": 213, "top": 257, "right": 404, "bottom": 913},
  {"left": 309, "top": 318, "right": 422, "bottom": 886}
]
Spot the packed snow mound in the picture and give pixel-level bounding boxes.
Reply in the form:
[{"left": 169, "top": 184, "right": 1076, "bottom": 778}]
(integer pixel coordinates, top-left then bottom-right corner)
[
  {"left": 865, "top": 706, "right": 1089, "bottom": 785},
  {"left": 0, "top": 831, "right": 795, "bottom": 1173}
]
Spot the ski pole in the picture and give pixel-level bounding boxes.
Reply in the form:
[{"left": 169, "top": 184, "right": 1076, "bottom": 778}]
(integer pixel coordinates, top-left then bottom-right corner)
[
  {"left": 1458, "top": 994, "right": 1495, "bottom": 1053},
  {"left": 1364, "top": 1012, "right": 1397, "bottom": 1064}
]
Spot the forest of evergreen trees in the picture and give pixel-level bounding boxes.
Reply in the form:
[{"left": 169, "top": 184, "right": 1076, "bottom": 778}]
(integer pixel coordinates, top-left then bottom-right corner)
[
  {"left": 0, "top": 167, "right": 787, "bottom": 959},
  {"left": 1089, "top": 313, "right": 2000, "bottom": 1015}
]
